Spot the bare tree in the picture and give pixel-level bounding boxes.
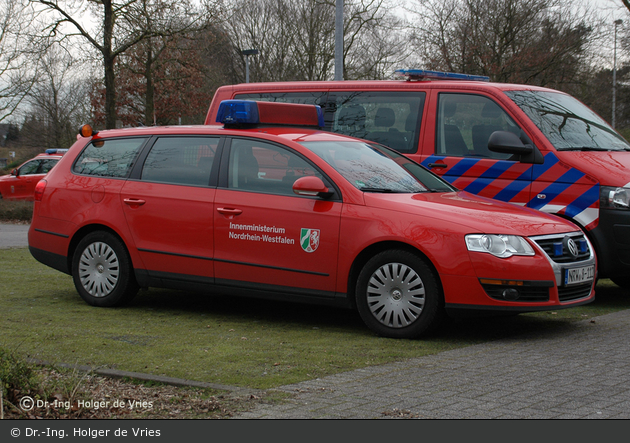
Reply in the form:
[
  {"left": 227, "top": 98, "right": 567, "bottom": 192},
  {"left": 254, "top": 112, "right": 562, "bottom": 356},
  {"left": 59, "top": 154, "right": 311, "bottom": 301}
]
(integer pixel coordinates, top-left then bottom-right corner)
[
  {"left": 408, "top": 0, "right": 598, "bottom": 88},
  {"left": 22, "top": 46, "right": 90, "bottom": 149},
  {"left": 33, "top": 0, "right": 218, "bottom": 128},
  {"left": 340, "top": 0, "right": 410, "bottom": 79},
  {"left": 222, "top": 0, "right": 407, "bottom": 82},
  {"left": 0, "top": 0, "right": 40, "bottom": 122}
]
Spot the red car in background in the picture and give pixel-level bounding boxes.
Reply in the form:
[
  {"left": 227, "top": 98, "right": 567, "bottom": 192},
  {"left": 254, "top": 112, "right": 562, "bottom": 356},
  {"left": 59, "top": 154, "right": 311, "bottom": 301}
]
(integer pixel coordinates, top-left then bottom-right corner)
[{"left": 0, "top": 150, "right": 67, "bottom": 200}]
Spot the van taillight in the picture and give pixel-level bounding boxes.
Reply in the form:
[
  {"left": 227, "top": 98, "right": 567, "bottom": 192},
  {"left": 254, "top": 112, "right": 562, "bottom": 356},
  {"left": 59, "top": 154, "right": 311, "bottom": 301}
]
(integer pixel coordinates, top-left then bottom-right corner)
[{"left": 34, "top": 180, "right": 47, "bottom": 201}]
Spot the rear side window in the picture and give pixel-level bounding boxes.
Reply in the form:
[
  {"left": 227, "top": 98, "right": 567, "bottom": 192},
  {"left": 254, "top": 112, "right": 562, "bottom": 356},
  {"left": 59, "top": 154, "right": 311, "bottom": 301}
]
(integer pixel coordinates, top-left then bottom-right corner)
[
  {"left": 328, "top": 91, "right": 425, "bottom": 154},
  {"left": 141, "top": 137, "right": 219, "bottom": 186},
  {"left": 74, "top": 138, "right": 147, "bottom": 178},
  {"left": 436, "top": 93, "right": 518, "bottom": 159}
]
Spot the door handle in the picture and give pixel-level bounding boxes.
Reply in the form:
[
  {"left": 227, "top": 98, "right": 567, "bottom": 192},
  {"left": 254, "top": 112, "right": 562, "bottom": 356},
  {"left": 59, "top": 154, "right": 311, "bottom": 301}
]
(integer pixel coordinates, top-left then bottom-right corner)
[
  {"left": 123, "top": 198, "right": 146, "bottom": 208},
  {"left": 427, "top": 163, "right": 448, "bottom": 169},
  {"left": 217, "top": 207, "right": 243, "bottom": 218}
]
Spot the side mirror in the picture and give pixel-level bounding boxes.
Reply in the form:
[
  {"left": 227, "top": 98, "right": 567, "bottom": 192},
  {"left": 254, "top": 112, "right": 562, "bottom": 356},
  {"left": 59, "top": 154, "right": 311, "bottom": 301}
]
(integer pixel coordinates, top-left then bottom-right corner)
[
  {"left": 488, "top": 131, "right": 544, "bottom": 164},
  {"left": 10, "top": 168, "right": 18, "bottom": 177},
  {"left": 292, "top": 176, "right": 333, "bottom": 198}
]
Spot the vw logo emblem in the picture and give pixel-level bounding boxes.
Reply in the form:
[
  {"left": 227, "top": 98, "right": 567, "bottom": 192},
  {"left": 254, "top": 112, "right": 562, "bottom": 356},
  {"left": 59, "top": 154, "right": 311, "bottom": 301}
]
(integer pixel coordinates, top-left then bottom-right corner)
[{"left": 563, "top": 236, "right": 579, "bottom": 258}]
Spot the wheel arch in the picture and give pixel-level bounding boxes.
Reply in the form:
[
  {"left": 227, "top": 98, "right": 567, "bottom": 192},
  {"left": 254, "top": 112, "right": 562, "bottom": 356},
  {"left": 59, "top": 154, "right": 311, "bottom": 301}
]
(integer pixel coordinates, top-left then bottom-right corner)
[
  {"left": 346, "top": 240, "right": 444, "bottom": 310},
  {"left": 67, "top": 224, "right": 132, "bottom": 276}
]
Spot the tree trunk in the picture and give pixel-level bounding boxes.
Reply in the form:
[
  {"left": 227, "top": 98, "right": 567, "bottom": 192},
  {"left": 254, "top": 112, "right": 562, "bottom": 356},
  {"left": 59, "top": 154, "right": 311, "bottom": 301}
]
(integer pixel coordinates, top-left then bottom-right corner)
[{"left": 103, "top": 0, "right": 117, "bottom": 129}]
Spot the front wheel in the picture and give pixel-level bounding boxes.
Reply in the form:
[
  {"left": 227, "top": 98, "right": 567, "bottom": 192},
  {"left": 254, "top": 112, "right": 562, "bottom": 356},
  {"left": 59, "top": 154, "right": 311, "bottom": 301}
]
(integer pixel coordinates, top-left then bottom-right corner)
[
  {"left": 72, "top": 231, "right": 139, "bottom": 307},
  {"left": 355, "top": 250, "right": 444, "bottom": 339}
]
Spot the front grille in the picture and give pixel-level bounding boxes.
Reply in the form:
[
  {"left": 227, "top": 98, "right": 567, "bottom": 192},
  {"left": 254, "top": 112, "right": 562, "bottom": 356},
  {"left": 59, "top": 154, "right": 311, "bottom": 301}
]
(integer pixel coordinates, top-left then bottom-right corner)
[
  {"left": 558, "top": 283, "right": 592, "bottom": 302},
  {"left": 532, "top": 233, "right": 591, "bottom": 264}
]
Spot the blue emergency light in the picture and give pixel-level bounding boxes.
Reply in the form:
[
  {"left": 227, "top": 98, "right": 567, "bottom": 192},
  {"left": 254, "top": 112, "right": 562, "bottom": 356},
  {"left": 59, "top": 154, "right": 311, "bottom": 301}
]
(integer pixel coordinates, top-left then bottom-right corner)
[
  {"left": 396, "top": 69, "right": 490, "bottom": 82},
  {"left": 45, "top": 149, "right": 69, "bottom": 155},
  {"left": 217, "top": 100, "right": 325, "bottom": 128}
]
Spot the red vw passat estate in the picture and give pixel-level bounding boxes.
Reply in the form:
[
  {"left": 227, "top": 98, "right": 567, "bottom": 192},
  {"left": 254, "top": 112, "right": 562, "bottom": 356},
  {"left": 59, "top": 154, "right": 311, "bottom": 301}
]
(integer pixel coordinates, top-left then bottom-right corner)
[{"left": 28, "top": 101, "right": 596, "bottom": 338}]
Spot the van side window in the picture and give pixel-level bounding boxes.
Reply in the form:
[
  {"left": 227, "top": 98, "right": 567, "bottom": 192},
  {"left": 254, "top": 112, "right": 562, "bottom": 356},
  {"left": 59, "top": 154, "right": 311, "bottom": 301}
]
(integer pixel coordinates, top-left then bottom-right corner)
[
  {"left": 73, "top": 138, "right": 148, "bottom": 178},
  {"left": 228, "top": 138, "right": 322, "bottom": 196},
  {"left": 329, "top": 91, "right": 425, "bottom": 154},
  {"left": 436, "top": 93, "right": 518, "bottom": 159},
  {"left": 141, "top": 137, "right": 219, "bottom": 186}
]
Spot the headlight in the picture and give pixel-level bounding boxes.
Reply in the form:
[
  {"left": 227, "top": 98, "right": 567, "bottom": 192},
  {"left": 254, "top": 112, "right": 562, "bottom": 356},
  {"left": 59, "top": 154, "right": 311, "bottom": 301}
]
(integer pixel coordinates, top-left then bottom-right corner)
[
  {"left": 600, "top": 186, "right": 629, "bottom": 210},
  {"left": 465, "top": 234, "right": 535, "bottom": 258}
]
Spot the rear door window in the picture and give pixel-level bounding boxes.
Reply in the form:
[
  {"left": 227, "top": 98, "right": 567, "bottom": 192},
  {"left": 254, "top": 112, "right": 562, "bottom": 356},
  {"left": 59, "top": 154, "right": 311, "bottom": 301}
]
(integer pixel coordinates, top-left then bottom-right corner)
[{"left": 140, "top": 137, "right": 219, "bottom": 186}]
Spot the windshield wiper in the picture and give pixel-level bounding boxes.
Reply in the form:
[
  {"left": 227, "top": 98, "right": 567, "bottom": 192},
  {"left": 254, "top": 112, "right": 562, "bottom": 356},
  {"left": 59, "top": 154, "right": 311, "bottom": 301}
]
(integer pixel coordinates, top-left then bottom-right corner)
[
  {"left": 560, "top": 146, "right": 613, "bottom": 151},
  {"left": 360, "top": 187, "right": 397, "bottom": 193}
]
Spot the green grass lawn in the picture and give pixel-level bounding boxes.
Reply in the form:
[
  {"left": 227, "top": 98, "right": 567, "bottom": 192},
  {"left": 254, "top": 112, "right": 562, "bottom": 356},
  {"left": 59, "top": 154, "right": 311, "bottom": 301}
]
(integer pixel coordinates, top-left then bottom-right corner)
[{"left": 2, "top": 247, "right": 628, "bottom": 390}]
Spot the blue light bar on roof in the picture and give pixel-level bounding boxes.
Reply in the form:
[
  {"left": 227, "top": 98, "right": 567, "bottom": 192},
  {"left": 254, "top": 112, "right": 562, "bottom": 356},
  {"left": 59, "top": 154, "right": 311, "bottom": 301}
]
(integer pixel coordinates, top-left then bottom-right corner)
[
  {"left": 216, "top": 100, "right": 260, "bottom": 125},
  {"left": 396, "top": 69, "right": 490, "bottom": 82},
  {"left": 44, "top": 149, "right": 69, "bottom": 155},
  {"left": 217, "top": 100, "right": 325, "bottom": 128}
]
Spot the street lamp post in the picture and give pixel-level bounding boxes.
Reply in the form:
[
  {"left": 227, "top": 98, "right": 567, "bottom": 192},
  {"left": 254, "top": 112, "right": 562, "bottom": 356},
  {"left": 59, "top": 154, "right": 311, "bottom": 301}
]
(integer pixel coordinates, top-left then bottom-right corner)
[
  {"left": 334, "top": 0, "right": 344, "bottom": 81},
  {"left": 613, "top": 19, "right": 623, "bottom": 129},
  {"left": 242, "top": 49, "right": 259, "bottom": 83}
]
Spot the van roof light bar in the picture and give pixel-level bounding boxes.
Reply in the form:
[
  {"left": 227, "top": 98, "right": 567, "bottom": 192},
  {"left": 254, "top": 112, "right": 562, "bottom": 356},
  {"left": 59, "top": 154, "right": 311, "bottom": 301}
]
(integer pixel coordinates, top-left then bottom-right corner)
[
  {"left": 216, "top": 100, "right": 325, "bottom": 128},
  {"left": 396, "top": 69, "right": 490, "bottom": 82},
  {"left": 44, "top": 149, "right": 69, "bottom": 155}
]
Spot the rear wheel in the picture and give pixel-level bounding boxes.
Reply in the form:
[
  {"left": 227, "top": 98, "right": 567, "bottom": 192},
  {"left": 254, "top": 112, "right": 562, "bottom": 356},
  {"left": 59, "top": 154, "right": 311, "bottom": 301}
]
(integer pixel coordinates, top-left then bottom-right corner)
[
  {"left": 72, "top": 231, "right": 139, "bottom": 307},
  {"left": 355, "top": 250, "right": 444, "bottom": 339}
]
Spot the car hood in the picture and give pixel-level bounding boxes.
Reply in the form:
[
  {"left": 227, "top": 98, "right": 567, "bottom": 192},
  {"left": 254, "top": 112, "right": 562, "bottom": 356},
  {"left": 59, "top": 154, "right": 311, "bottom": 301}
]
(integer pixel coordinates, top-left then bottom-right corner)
[
  {"left": 364, "top": 190, "right": 577, "bottom": 236},
  {"left": 556, "top": 150, "right": 630, "bottom": 187}
]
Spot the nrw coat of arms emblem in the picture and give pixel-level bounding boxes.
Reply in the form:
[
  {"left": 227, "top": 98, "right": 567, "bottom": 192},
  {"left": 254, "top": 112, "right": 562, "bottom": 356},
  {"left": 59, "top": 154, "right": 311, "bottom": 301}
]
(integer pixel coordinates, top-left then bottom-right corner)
[{"left": 300, "top": 228, "right": 320, "bottom": 253}]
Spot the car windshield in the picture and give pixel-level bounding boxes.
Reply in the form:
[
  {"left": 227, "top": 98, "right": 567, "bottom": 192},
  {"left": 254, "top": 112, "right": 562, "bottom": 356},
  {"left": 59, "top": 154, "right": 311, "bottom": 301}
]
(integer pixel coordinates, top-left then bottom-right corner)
[
  {"left": 300, "top": 141, "right": 455, "bottom": 193},
  {"left": 505, "top": 90, "right": 630, "bottom": 152}
]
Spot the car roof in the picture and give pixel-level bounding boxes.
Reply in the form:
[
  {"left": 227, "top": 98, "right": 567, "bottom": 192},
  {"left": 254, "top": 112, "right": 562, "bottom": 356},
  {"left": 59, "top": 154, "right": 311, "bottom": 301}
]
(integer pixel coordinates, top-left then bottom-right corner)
[{"left": 87, "top": 124, "right": 367, "bottom": 145}]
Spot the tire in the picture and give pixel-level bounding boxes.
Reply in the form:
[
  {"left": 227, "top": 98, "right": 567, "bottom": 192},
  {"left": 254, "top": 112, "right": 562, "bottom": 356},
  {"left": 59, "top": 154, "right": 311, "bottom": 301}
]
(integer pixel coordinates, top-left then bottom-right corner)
[
  {"left": 72, "top": 231, "right": 139, "bottom": 307},
  {"left": 355, "top": 249, "right": 444, "bottom": 339}
]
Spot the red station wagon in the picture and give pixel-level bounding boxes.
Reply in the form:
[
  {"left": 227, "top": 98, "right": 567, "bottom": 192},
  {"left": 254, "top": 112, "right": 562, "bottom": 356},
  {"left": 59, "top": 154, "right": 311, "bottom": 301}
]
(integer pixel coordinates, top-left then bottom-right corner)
[
  {"left": 28, "top": 101, "right": 596, "bottom": 338},
  {"left": 0, "top": 150, "right": 66, "bottom": 200}
]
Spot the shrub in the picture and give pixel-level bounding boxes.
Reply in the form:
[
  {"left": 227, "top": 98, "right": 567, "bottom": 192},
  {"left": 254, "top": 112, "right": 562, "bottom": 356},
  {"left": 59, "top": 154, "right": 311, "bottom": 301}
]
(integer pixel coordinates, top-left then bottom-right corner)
[
  {"left": 0, "top": 200, "right": 33, "bottom": 222},
  {"left": 0, "top": 348, "right": 36, "bottom": 406}
]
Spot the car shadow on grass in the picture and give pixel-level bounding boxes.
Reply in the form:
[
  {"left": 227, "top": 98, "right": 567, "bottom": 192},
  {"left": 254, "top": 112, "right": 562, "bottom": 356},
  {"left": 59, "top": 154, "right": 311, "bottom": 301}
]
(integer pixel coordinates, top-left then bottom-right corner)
[{"left": 117, "top": 279, "right": 629, "bottom": 344}]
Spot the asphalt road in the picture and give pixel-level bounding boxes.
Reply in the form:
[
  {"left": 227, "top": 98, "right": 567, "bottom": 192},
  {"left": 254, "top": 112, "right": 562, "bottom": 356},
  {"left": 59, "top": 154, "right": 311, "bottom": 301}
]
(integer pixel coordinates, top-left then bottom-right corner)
[{"left": 0, "top": 222, "right": 30, "bottom": 249}]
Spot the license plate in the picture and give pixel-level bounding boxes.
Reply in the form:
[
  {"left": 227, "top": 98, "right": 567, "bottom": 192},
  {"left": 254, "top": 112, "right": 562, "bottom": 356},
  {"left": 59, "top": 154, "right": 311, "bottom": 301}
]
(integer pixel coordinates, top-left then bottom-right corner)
[{"left": 564, "top": 265, "right": 595, "bottom": 286}]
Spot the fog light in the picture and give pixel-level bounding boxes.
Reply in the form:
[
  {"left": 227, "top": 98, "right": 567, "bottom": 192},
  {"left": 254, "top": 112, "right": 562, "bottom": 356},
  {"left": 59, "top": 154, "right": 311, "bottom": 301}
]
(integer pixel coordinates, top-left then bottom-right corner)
[{"left": 502, "top": 288, "right": 520, "bottom": 301}]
